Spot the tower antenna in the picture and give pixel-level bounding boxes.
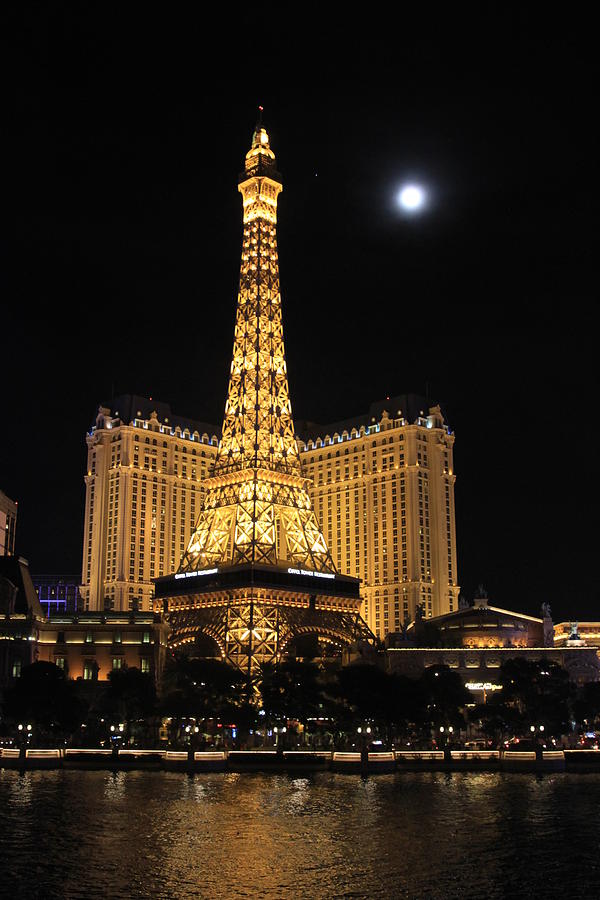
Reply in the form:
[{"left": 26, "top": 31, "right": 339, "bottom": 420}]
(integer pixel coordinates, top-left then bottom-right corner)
[{"left": 256, "top": 104, "right": 264, "bottom": 128}]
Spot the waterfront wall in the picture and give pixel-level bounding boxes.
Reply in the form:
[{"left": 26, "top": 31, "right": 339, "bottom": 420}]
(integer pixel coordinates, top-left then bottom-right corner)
[{"left": 2, "top": 747, "right": 600, "bottom": 773}]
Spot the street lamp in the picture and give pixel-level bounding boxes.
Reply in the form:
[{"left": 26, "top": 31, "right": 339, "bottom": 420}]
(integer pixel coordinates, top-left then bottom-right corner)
[
  {"left": 439, "top": 725, "right": 453, "bottom": 760},
  {"left": 357, "top": 726, "right": 370, "bottom": 769},
  {"left": 529, "top": 724, "right": 545, "bottom": 760}
]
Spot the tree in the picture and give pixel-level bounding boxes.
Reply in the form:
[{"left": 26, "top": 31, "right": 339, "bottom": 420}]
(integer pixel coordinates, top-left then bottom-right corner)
[
  {"left": 99, "top": 666, "right": 157, "bottom": 745},
  {"left": 330, "top": 665, "right": 411, "bottom": 747},
  {"left": 384, "top": 673, "right": 422, "bottom": 744},
  {"left": 468, "top": 696, "right": 520, "bottom": 746},
  {"left": 2, "top": 661, "right": 87, "bottom": 743},
  {"left": 573, "top": 681, "right": 600, "bottom": 732},
  {"left": 497, "top": 658, "right": 572, "bottom": 738},
  {"left": 415, "top": 665, "right": 470, "bottom": 742},
  {"left": 159, "top": 655, "right": 253, "bottom": 746},
  {"left": 160, "top": 656, "right": 248, "bottom": 719},
  {"left": 259, "top": 660, "right": 324, "bottom": 745}
]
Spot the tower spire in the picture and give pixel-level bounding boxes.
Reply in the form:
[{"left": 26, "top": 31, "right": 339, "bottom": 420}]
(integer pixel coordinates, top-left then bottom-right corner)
[{"left": 178, "top": 123, "right": 335, "bottom": 573}]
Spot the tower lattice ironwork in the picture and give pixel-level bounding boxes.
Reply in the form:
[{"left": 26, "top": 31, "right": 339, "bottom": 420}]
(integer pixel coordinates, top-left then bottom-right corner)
[{"left": 155, "top": 118, "right": 372, "bottom": 678}]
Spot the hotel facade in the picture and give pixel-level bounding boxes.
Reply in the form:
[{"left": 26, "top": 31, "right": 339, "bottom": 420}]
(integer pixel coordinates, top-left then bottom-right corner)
[
  {"left": 297, "top": 394, "right": 459, "bottom": 636},
  {"left": 0, "top": 489, "right": 17, "bottom": 557},
  {"left": 81, "top": 392, "right": 459, "bottom": 639},
  {"left": 80, "top": 395, "right": 219, "bottom": 615}
]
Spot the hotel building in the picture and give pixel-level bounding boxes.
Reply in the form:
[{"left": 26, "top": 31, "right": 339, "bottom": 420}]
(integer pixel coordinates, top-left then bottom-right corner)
[
  {"left": 0, "top": 489, "right": 17, "bottom": 557},
  {"left": 81, "top": 395, "right": 218, "bottom": 612},
  {"left": 384, "top": 590, "right": 600, "bottom": 691},
  {"left": 33, "top": 574, "right": 82, "bottom": 616},
  {"left": 0, "top": 556, "right": 167, "bottom": 687},
  {"left": 296, "top": 394, "right": 459, "bottom": 638},
  {"left": 81, "top": 393, "right": 459, "bottom": 637}
]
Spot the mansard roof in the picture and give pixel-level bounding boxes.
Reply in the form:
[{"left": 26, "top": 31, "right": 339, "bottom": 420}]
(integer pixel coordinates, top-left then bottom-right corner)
[
  {"left": 296, "top": 393, "right": 448, "bottom": 442},
  {"left": 99, "top": 394, "right": 218, "bottom": 437}
]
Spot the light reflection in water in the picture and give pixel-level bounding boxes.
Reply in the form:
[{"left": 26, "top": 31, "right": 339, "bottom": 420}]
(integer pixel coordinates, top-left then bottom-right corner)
[
  {"left": 1, "top": 770, "right": 599, "bottom": 899},
  {"left": 104, "top": 771, "right": 127, "bottom": 802}
]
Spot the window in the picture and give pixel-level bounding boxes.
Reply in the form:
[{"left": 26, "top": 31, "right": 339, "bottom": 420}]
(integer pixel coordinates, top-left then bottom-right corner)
[
  {"left": 83, "top": 661, "right": 95, "bottom": 681},
  {"left": 85, "top": 631, "right": 93, "bottom": 643},
  {"left": 142, "top": 631, "right": 151, "bottom": 644},
  {"left": 56, "top": 657, "right": 65, "bottom": 670},
  {"left": 141, "top": 658, "right": 150, "bottom": 674},
  {"left": 112, "top": 658, "right": 123, "bottom": 670},
  {"left": 12, "top": 659, "right": 22, "bottom": 679}
]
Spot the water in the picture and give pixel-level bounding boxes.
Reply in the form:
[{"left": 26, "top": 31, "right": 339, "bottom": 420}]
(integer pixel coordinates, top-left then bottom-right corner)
[{"left": 1, "top": 770, "right": 598, "bottom": 898}]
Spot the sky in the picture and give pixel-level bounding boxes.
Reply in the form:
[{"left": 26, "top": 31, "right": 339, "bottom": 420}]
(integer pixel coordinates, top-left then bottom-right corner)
[{"left": 4, "top": 7, "right": 597, "bottom": 620}]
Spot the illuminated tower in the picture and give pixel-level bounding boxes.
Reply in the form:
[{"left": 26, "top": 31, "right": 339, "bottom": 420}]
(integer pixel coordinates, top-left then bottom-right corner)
[
  {"left": 178, "top": 122, "right": 334, "bottom": 575},
  {"left": 155, "top": 117, "right": 371, "bottom": 677}
]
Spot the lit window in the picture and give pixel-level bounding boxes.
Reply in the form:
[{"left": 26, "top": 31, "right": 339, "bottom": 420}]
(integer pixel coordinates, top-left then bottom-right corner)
[{"left": 83, "top": 662, "right": 95, "bottom": 681}]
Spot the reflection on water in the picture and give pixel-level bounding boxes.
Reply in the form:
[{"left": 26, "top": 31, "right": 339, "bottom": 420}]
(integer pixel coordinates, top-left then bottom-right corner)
[{"left": 1, "top": 770, "right": 599, "bottom": 899}]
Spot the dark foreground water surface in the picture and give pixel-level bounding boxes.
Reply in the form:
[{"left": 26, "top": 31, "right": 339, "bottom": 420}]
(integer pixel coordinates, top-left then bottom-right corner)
[{"left": 1, "top": 770, "right": 599, "bottom": 899}]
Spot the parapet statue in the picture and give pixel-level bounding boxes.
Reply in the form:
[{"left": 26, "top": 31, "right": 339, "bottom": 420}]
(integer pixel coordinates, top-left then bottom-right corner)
[{"left": 541, "top": 602, "right": 552, "bottom": 619}]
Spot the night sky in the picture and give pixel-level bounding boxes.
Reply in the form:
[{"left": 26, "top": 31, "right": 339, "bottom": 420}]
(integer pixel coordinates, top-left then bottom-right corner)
[{"left": 4, "top": 8, "right": 597, "bottom": 621}]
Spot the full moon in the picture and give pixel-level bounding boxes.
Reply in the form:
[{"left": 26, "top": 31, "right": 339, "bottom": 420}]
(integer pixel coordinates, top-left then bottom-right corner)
[{"left": 398, "top": 184, "right": 426, "bottom": 212}]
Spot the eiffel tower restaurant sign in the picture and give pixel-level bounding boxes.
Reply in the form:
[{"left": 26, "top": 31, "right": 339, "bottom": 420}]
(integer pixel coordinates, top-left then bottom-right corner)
[{"left": 154, "top": 117, "right": 371, "bottom": 677}]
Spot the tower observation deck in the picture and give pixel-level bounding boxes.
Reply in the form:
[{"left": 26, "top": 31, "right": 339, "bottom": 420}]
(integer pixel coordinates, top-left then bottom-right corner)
[{"left": 155, "top": 117, "right": 372, "bottom": 678}]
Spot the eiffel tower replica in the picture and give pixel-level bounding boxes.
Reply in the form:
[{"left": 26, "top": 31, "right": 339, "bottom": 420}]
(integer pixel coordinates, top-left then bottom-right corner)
[{"left": 155, "top": 115, "right": 372, "bottom": 678}]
